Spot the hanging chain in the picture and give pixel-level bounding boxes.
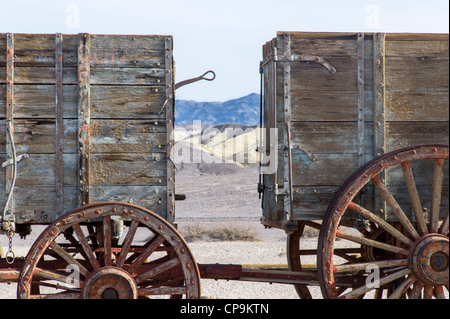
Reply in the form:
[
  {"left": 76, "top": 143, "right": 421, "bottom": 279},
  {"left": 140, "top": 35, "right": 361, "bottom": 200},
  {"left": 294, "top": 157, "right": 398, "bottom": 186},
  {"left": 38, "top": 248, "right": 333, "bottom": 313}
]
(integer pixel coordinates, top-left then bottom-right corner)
[{"left": 5, "top": 220, "right": 15, "bottom": 264}]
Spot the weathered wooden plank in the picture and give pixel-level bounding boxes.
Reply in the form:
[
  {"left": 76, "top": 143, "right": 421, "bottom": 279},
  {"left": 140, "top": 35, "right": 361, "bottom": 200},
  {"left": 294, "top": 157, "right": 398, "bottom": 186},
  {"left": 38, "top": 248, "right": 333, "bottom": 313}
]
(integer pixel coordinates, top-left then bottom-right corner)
[
  {"left": 0, "top": 34, "right": 166, "bottom": 68},
  {"left": 288, "top": 122, "right": 374, "bottom": 155},
  {"left": 385, "top": 40, "right": 449, "bottom": 59},
  {"left": 78, "top": 33, "right": 91, "bottom": 206},
  {"left": 386, "top": 121, "right": 449, "bottom": 151},
  {"left": 90, "top": 120, "right": 167, "bottom": 153},
  {"left": 290, "top": 152, "right": 360, "bottom": 186},
  {"left": 91, "top": 86, "right": 166, "bottom": 119},
  {"left": 0, "top": 67, "right": 78, "bottom": 84},
  {"left": 0, "top": 119, "right": 167, "bottom": 155},
  {"left": 385, "top": 57, "right": 449, "bottom": 91},
  {"left": 90, "top": 153, "right": 167, "bottom": 186},
  {"left": 55, "top": 33, "right": 64, "bottom": 218},
  {"left": 0, "top": 67, "right": 165, "bottom": 85},
  {"left": 10, "top": 186, "right": 78, "bottom": 223},
  {"left": 0, "top": 153, "right": 168, "bottom": 188},
  {"left": 90, "top": 185, "right": 167, "bottom": 218},
  {"left": 385, "top": 33, "right": 449, "bottom": 41},
  {"left": 5, "top": 154, "right": 78, "bottom": 187},
  {"left": 385, "top": 91, "right": 449, "bottom": 121},
  {"left": 0, "top": 185, "right": 169, "bottom": 223},
  {"left": 0, "top": 85, "right": 166, "bottom": 119},
  {"left": 1, "top": 119, "right": 77, "bottom": 154},
  {"left": 289, "top": 90, "right": 374, "bottom": 122},
  {"left": 290, "top": 186, "right": 374, "bottom": 221},
  {"left": 164, "top": 37, "right": 175, "bottom": 224},
  {"left": 373, "top": 33, "right": 386, "bottom": 157},
  {"left": 289, "top": 57, "right": 358, "bottom": 91}
]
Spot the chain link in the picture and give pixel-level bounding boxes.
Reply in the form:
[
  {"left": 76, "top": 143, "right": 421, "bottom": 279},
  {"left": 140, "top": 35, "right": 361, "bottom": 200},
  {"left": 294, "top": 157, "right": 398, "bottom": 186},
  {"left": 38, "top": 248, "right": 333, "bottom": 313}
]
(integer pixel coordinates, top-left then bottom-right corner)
[{"left": 5, "top": 220, "right": 15, "bottom": 264}]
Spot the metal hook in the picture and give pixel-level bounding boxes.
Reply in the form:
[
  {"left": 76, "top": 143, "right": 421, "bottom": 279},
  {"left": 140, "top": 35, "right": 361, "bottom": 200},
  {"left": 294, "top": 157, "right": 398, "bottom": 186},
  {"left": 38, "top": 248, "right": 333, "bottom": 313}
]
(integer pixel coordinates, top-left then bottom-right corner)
[{"left": 175, "top": 70, "right": 216, "bottom": 90}]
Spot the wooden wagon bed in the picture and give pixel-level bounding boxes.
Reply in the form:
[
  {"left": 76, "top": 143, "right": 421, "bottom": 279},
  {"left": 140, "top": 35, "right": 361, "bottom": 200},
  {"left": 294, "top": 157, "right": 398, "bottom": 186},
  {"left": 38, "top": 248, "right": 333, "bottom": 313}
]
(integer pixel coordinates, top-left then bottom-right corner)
[
  {"left": 260, "top": 32, "right": 449, "bottom": 230},
  {"left": 0, "top": 33, "right": 175, "bottom": 227}
]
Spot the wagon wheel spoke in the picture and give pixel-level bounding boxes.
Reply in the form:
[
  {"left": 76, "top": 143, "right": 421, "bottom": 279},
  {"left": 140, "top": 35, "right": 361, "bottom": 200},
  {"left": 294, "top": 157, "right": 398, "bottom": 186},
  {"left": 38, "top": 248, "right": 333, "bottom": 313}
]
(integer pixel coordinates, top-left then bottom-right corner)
[
  {"left": 435, "top": 285, "right": 447, "bottom": 299},
  {"left": 318, "top": 145, "right": 449, "bottom": 299},
  {"left": 103, "top": 215, "right": 113, "bottom": 266},
  {"left": 387, "top": 275, "right": 415, "bottom": 299},
  {"left": 73, "top": 224, "right": 101, "bottom": 270},
  {"left": 287, "top": 221, "right": 318, "bottom": 299},
  {"left": 401, "top": 161, "right": 428, "bottom": 235},
  {"left": 126, "top": 235, "right": 166, "bottom": 275},
  {"left": 409, "top": 281, "right": 424, "bottom": 299},
  {"left": 117, "top": 220, "right": 140, "bottom": 267},
  {"left": 49, "top": 242, "right": 90, "bottom": 278},
  {"left": 340, "top": 268, "right": 411, "bottom": 299},
  {"left": 431, "top": 159, "right": 445, "bottom": 233},
  {"left": 335, "top": 228, "right": 409, "bottom": 256},
  {"left": 333, "top": 259, "right": 408, "bottom": 274},
  {"left": 372, "top": 175, "right": 420, "bottom": 240},
  {"left": 348, "top": 202, "right": 412, "bottom": 245}
]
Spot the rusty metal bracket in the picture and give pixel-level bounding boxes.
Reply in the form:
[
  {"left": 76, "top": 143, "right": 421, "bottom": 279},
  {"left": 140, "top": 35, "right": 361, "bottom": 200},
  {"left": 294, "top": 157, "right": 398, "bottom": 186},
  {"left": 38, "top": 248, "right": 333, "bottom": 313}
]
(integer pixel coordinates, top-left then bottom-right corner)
[
  {"left": 158, "top": 70, "right": 216, "bottom": 115},
  {"left": 175, "top": 70, "right": 216, "bottom": 90},
  {"left": 287, "top": 55, "right": 337, "bottom": 73}
]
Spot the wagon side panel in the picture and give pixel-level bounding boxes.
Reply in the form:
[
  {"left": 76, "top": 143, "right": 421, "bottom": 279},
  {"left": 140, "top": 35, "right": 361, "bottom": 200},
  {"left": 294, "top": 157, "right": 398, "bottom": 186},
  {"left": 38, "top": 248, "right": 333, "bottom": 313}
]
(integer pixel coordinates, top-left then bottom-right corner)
[
  {"left": 0, "top": 33, "right": 174, "bottom": 224},
  {"left": 261, "top": 32, "right": 449, "bottom": 229},
  {"left": 382, "top": 34, "right": 449, "bottom": 220}
]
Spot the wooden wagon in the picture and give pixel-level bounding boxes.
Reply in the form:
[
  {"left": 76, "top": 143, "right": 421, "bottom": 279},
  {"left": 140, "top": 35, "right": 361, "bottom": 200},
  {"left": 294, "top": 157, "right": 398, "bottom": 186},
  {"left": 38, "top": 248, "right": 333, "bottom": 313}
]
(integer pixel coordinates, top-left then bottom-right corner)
[
  {"left": 0, "top": 33, "right": 214, "bottom": 298},
  {"left": 0, "top": 31, "right": 448, "bottom": 300},
  {"left": 259, "top": 32, "right": 449, "bottom": 298}
]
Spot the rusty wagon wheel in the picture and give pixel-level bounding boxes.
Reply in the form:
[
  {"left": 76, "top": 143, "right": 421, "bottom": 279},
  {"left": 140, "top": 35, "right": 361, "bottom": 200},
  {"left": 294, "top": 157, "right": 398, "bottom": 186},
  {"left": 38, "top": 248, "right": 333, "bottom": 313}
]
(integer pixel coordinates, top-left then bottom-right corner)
[
  {"left": 287, "top": 221, "right": 321, "bottom": 299},
  {"left": 17, "top": 202, "right": 201, "bottom": 299},
  {"left": 318, "top": 145, "right": 449, "bottom": 299}
]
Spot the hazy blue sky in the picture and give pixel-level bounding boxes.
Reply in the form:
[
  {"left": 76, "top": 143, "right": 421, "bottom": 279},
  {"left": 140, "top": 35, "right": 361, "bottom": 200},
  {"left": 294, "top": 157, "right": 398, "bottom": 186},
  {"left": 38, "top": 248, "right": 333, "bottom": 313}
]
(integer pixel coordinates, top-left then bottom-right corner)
[{"left": 1, "top": 0, "right": 449, "bottom": 101}]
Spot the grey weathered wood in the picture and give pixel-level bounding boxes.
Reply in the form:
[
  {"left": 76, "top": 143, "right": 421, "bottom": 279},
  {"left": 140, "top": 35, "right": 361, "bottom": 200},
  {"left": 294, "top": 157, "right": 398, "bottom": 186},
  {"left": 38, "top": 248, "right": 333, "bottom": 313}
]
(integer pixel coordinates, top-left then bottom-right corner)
[
  {"left": 4, "top": 33, "right": 15, "bottom": 217},
  {"left": 1, "top": 33, "right": 174, "bottom": 223},
  {"left": 77, "top": 33, "right": 91, "bottom": 206},
  {"left": 262, "top": 32, "right": 449, "bottom": 226},
  {"left": 55, "top": 33, "right": 64, "bottom": 217},
  {"left": 165, "top": 37, "right": 175, "bottom": 224},
  {"left": 0, "top": 85, "right": 166, "bottom": 119}
]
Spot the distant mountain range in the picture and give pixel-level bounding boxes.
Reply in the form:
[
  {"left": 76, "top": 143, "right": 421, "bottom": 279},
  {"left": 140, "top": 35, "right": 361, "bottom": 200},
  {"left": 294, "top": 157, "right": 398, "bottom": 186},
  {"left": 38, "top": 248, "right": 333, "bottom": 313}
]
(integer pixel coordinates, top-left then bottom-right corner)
[{"left": 175, "top": 93, "right": 260, "bottom": 126}]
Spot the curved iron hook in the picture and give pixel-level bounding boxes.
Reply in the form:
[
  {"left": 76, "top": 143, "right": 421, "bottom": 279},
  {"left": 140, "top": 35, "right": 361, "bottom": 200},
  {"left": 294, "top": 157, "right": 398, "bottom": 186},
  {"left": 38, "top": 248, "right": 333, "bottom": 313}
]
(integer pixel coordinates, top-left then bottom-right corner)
[{"left": 175, "top": 70, "right": 216, "bottom": 90}]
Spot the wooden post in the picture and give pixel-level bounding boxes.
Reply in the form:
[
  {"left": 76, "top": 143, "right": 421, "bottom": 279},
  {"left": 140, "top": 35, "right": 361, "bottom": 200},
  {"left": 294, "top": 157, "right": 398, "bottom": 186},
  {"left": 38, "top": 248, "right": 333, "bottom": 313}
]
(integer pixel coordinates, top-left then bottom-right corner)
[
  {"left": 5, "top": 33, "right": 15, "bottom": 218},
  {"left": 373, "top": 33, "right": 387, "bottom": 217},
  {"left": 165, "top": 36, "right": 175, "bottom": 224},
  {"left": 77, "top": 33, "right": 91, "bottom": 206},
  {"left": 55, "top": 33, "right": 64, "bottom": 216}
]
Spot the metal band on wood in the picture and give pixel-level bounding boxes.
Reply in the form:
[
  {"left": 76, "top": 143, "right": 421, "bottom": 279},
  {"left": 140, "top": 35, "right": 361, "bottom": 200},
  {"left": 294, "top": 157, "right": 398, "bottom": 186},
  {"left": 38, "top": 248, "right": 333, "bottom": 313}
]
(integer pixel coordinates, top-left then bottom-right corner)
[
  {"left": 373, "top": 33, "right": 387, "bottom": 216},
  {"left": 282, "top": 33, "right": 293, "bottom": 221},
  {"left": 357, "top": 33, "right": 366, "bottom": 167},
  {"left": 5, "top": 33, "right": 15, "bottom": 217},
  {"left": 77, "top": 33, "right": 91, "bottom": 206},
  {"left": 55, "top": 33, "right": 64, "bottom": 216},
  {"left": 165, "top": 37, "right": 175, "bottom": 224}
]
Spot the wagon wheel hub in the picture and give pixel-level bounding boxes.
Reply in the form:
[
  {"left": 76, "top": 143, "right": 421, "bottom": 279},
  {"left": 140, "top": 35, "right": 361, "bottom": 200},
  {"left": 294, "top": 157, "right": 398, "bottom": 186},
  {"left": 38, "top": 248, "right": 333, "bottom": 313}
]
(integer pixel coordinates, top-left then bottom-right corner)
[
  {"left": 82, "top": 267, "right": 138, "bottom": 299},
  {"left": 409, "top": 235, "right": 449, "bottom": 286}
]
